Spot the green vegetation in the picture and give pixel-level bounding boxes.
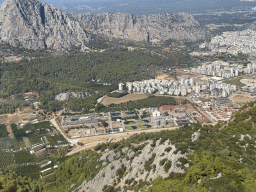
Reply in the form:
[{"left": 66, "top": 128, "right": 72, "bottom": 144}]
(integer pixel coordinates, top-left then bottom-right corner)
[
  {"left": 96, "top": 96, "right": 177, "bottom": 113},
  {"left": 14, "top": 164, "right": 40, "bottom": 180},
  {"left": 0, "top": 171, "right": 42, "bottom": 192},
  {"left": 0, "top": 103, "right": 15, "bottom": 114},
  {"left": 144, "top": 153, "right": 156, "bottom": 172},
  {"left": 164, "top": 147, "right": 172, "bottom": 152},
  {"left": 126, "top": 126, "right": 132, "bottom": 130},
  {"left": 46, "top": 134, "right": 68, "bottom": 146},
  {"left": 3, "top": 100, "right": 256, "bottom": 191},
  {"left": 43, "top": 150, "right": 103, "bottom": 192},
  {"left": 163, "top": 160, "right": 172, "bottom": 172},
  {"left": 224, "top": 101, "right": 256, "bottom": 133},
  {"left": 0, "top": 120, "right": 70, "bottom": 188},
  {"left": 116, "top": 164, "right": 127, "bottom": 179},
  {"left": 159, "top": 158, "right": 167, "bottom": 166},
  {"left": 128, "top": 122, "right": 135, "bottom": 125},
  {"left": 224, "top": 77, "right": 246, "bottom": 88},
  {"left": 140, "top": 126, "right": 148, "bottom": 129},
  {"left": 0, "top": 124, "right": 8, "bottom": 138},
  {"left": 0, "top": 151, "right": 15, "bottom": 169},
  {"left": 0, "top": 48, "right": 168, "bottom": 111},
  {"left": 13, "top": 150, "right": 35, "bottom": 164}
]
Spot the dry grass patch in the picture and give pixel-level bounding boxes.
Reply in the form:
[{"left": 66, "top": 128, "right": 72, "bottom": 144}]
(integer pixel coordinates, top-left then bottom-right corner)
[
  {"left": 230, "top": 94, "right": 254, "bottom": 104},
  {"left": 101, "top": 93, "right": 148, "bottom": 106},
  {"left": 186, "top": 103, "right": 196, "bottom": 113}
]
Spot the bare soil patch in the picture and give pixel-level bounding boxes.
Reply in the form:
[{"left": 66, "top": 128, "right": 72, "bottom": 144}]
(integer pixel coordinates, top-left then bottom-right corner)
[
  {"left": 23, "top": 137, "right": 31, "bottom": 148},
  {"left": 230, "top": 94, "right": 254, "bottom": 104},
  {"left": 101, "top": 93, "right": 148, "bottom": 106},
  {"left": 186, "top": 103, "right": 196, "bottom": 113}
]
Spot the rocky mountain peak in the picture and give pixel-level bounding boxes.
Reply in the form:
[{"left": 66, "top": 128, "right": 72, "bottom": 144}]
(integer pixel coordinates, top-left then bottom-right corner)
[{"left": 0, "top": 0, "right": 90, "bottom": 50}]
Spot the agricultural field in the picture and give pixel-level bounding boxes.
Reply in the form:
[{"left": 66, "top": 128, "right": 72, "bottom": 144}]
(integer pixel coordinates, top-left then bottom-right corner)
[
  {"left": 0, "top": 137, "right": 25, "bottom": 151},
  {"left": 11, "top": 121, "right": 67, "bottom": 147},
  {"left": 0, "top": 120, "right": 70, "bottom": 182},
  {"left": 13, "top": 164, "right": 40, "bottom": 180},
  {"left": 101, "top": 93, "right": 148, "bottom": 106},
  {"left": 13, "top": 150, "right": 35, "bottom": 164},
  {"left": 46, "top": 134, "right": 68, "bottom": 146},
  {"left": 0, "top": 151, "right": 15, "bottom": 169}
]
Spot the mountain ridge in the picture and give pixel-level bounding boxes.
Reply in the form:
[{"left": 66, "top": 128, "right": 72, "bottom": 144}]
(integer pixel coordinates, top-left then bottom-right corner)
[{"left": 0, "top": 0, "right": 205, "bottom": 50}]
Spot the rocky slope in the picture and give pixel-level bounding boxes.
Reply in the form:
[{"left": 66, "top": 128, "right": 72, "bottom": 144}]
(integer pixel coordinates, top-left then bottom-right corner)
[
  {"left": 55, "top": 92, "right": 91, "bottom": 101},
  {"left": 76, "top": 12, "right": 206, "bottom": 42},
  {"left": 0, "top": 0, "right": 90, "bottom": 50},
  {"left": 76, "top": 139, "right": 188, "bottom": 192}
]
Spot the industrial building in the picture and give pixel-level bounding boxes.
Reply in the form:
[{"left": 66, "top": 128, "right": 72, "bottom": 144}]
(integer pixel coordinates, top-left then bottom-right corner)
[{"left": 212, "top": 97, "right": 233, "bottom": 105}]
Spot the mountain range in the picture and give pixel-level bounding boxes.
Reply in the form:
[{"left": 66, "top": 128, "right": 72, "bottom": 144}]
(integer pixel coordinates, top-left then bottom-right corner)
[{"left": 0, "top": 0, "right": 206, "bottom": 50}]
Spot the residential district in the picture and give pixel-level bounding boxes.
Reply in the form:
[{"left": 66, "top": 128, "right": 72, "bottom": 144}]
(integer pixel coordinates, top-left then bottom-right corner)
[{"left": 200, "top": 29, "right": 256, "bottom": 56}]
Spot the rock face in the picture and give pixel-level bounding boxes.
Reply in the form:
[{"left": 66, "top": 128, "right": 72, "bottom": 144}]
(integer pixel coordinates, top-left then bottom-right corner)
[
  {"left": 0, "top": 0, "right": 90, "bottom": 49},
  {"left": 77, "top": 139, "right": 187, "bottom": 192},
  {"left": 0, "top": 0, "right": 205, "bottom": 50},
  {"left": 55, "top": 92, "right": 91, "bottom": 101},
  {"left": 76, "top": 12, "right": 206, "bottom": 42}
]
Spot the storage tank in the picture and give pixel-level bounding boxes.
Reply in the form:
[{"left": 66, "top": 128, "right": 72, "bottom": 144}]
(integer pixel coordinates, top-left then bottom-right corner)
[
  {"left": 153, "top": 118, "right": 160, "bottom": 127},
  {"left": 160, "top": 117, "right": 167, "bottom": 127},
  {"left": 86, "top": 129, "right": 91, "bottom": 135}
]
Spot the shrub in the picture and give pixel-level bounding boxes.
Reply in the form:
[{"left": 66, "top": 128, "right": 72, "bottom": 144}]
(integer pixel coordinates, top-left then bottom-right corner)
[
  {"left": 144, "top": 153, "right": 156, "bottom": 172},
  {"left": 159, "top": 158, "right": 168, "bottom": 166},
  {"left": 164, "top": 147, "right": 172, "bottom": 152},
  {"left": 164, "top": 160, "right": 172, "bottom": 172}
]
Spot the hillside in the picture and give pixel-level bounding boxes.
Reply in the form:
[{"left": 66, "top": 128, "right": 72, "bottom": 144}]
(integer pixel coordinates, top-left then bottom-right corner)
[
  {"left": 73, "top": 101, "right": 256, "bottom": 192},
  {"left": 0, "top": 0, "right": 206, "bottom": 50},
  {"left": 1, "top": 101, "right": 256, "bottom": 191}
]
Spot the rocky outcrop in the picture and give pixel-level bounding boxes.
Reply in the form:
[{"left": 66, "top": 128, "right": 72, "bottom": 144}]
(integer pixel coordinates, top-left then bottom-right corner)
[
  {"left": 76, "top": 139, "right": 187, "bottom": 192},
  {"left": 76, "top": 12, "right": 206, "bottom": 42},
  {"left": 55, "top": 92, "right": 91, "bottom": 101},
  {"left": 0, "top": 0, "right": 90, "bottom": 50}
]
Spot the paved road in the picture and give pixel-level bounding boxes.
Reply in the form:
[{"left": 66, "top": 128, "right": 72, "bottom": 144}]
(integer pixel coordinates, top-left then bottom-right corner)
[{"left": 186, "top": 98, "right": 215, "bottom": 123}]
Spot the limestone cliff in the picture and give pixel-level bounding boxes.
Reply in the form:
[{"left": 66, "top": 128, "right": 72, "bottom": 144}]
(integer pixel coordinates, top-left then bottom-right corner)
[
  {"left": 76, "top": 139, "right": 188, "bottom": 192},
  {"left": 0, "top": 0, "right": 90, "bottom": 49},
  {"left": 76, "top": 12, "right": 206, "bottom": 42},
  {"left": 0, "top": 0, "right": 205, "bottom": 50}
]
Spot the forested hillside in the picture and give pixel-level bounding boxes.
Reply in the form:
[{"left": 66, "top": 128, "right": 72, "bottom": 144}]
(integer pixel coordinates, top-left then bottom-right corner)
[
  {"left": 1, "top": 101, "right": 256, "bottom": 191},
  {"left": 0, "top": 47, "right": 169, "bottom": 111}
]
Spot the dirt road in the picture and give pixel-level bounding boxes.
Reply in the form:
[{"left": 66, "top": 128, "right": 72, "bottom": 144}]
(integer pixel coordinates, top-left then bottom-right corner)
[
  {"left": 66, "top": 127, "right": 179, "bottom": 156},
  {"left": 50, "top": 118, "right": 79, "bottom": 145}
]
